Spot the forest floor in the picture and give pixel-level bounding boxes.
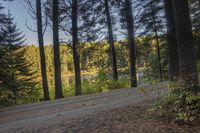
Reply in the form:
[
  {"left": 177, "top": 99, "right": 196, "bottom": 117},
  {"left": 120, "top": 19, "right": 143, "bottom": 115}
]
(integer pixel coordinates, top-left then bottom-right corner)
[{"left": 0, "top": 82, "right": 200, "bottom": 133}]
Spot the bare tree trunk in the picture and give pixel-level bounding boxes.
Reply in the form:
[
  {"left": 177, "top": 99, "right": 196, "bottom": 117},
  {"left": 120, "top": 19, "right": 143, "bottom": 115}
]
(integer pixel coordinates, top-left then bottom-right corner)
[
  {"left": 36, "top": 0, "right": 50, "bottom": 100},
  {"left": 155, "top": 31, "right": 163, "bottom": 82},
  {"left": 11, "top": 45, "right": 17, "bottom": 104},
  {"left": 124, "top": 0, "right": 137, "bottom": 87},
  {"left": 198, "top": 43, "right": 200, "bottom": 60},
  {"left": 172, "top": 0, "right": 199, "bottom": 92},
  {"left": 198, "top": 0, "right": 200, "bottom": 60},
  {"left": 199, "top": 0, "right": 200, "bottom": 8},
  {"left": 53, "top": 0, "right": 63, "bottom": 99},
  {"left": 149, "top": 1, "right": 163, "bottom": 82},
  {"left": 164, "top": 0, "right": 180, "bottom": 81},
  {"left": 72, "top": 0, "right": 82, "bottom": 96},
  {"left": 104, "top": 0, "right": 118, "bottom": 81}
]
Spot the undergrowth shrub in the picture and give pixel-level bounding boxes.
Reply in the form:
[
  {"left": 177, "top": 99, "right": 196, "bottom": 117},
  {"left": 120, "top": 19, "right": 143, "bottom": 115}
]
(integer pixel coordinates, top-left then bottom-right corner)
[
  {"left": 95, "top": 72, "right": 129, "bottom": 92},
  {"left": 149, "top": 82, "right": 200, "bottom": 123}
]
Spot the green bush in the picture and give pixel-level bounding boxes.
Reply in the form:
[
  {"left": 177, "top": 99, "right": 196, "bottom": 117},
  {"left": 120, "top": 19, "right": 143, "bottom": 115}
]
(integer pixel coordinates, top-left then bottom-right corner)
[
  {"left": 82, "top": 79, "right": 99, "bottom": 95},
  {"left": 94, "top": 72, "right": 129, "bottom": 92},
  {"left": 149, "top": 82, "right": 200, "bottom": 123},
  {"left": 1, "top": 72, "right": 130, "bottom": 106},
  {"left": 0, "top": 87, "right": 13, "bottom": 106}
]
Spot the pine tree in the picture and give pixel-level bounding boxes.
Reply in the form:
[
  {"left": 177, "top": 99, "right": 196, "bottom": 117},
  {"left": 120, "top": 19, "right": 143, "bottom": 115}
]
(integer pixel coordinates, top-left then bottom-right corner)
[
  {"left": 36, "top": 0, "right": 50, "bottom": 100},
  {"left": 0, "top": 3, "right": 4, "bottom": 24},
  {"left": 0, "top": 3, "right": 5, "bottom": 43},
  {"left": 72, "top": 0, "right": 82, "bottom": 95},
  {"left": 172, "top": 0, "right": 199, "bottom": 92},
  {"left": 189, "top": 0, "right": 200, "bottom": 60},
  {"left": 52, "top": 0, "right": 63, "bottom": 99},
  {"left": 24, "top": 0, "right": 51, "bottom": 100},
  {"left": 89, "top": 0, "right": 118, "bottom": 81},
  {"left": 0, "top": 3, "right": 5, "bottom": 44},
  {"left": 104, "top": 0, "right": 118, "bottom": 81},
  {"left": 124, "top": 0, "right": 137, "bottom": 87},
  {"left": 138, "top": 0, "right": 165, "bottom": 82},
  {"left": 0, "top": 12, "right": 36, "bottom": 104},
  {"left": 164, "top": 0, "right": 180, "bottom": 81},
  {"left": 114, "top": 0, "right": 137, "bottom": 87},
  {"left": 0, "top": 3, "right": 5, "bottom": 89},
  {"left": 44, "top": 0, "right": 98, "bottom": 96}
]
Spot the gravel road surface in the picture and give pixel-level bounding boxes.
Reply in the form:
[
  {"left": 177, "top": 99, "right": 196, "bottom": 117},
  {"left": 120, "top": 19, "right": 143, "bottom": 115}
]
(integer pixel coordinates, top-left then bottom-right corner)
[{"left": 0, "top": 82, "right": 167, "bottom": 133}]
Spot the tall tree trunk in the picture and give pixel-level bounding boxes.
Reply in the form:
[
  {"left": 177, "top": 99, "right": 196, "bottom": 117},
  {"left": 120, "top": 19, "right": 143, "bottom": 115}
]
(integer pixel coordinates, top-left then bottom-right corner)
[
  {"left": 198, "top": 42, "right": 200, "bottom": 60},
  {"left": 72, "top": 0, "right": 82, "bottom": 96},
  {"left": 198, "top": 0, "right": 200, "bottom": 60},
  {"left": 164, "top": 0, "right": 180, "bottom": 81},
  {"left": 124, "top": 0, "right": 137, "bottom": 87},
  {"left": 10, "top": 45, "right": 16, "bottom": 104},
  {"left": 53, "top": 0, "right": 63, "bottom": 99},
  {"left": 36, "top": 0, "right": 50, "bottom": 100},
  {"left": 150, "top": 2, "right": 163, "bottom": 82},
  {"left": 104, "top": 0, "right": 118, "bottom": 81},
  {"left": 199, "top": 0, "right": 200, "bottom": 8},
  {"left": 172, "top": 0, "right": 199, "bottom": 92}
]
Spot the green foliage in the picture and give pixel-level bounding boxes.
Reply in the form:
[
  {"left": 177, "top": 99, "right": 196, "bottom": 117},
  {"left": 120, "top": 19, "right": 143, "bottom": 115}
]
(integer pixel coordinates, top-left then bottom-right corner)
[
  {"left": 138, "top": 0, "right": 165, "bottom": 36},
  {"left": 1, "top": 36, "right": 170, "bottom": 105},
  {"left": 139, "top": 37, "right": 169, "bottom": 82},
  {"left": 198, "top": 60, "right": 200, "bottom": 73},
  {"left": 24, "top": 41, "right": 130, "bottom": 80},
  {"left": 41, "top": 71, "right": 129, "bottom": 100},
  {"left": 0, "top": 86, "right": 13, "bottom": 106},
  {"left": 94, "top": 71, "right": 129, "bottom": 92},
  {"left": 0, "top": 13, "right": 38, "bottom": 105},
  {"left": 1, "top": 35, "right": 171, "bottom": 106},
  {"left": 16, "top": 85, "right": 42, "bottom": 105},
  {"left": 62, "top": 79, "right": 76, "bottom": 97},
  {"left": 149, "top": 82, "right": 200, "bottom": 123},
  {"left": 82, "top": 79, "right": 99, "bottom": 95}
]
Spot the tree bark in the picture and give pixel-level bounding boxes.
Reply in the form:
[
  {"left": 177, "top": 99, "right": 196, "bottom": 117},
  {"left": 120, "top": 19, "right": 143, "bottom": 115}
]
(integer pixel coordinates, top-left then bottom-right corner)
[
  {"left": 150, "top": 2, "right": 163, "bottom": 82},
  {"left": 199, "top": 0, "right": 200, "bottom": 8},
  {"left": 124, "top": 0, "right": 137, "bottom": 87},
  {"left": 72, "top": 0, "right": 82, "bottom": 95},
  {"left": 164, "top": 0, "right": 180, "bottom": 81},
  {"left": 10, "top": 43, "right": 16, "bottom": 104},
  {"left": 198, "top": 0, "right": 200, "bottom": 60},
  {"left": 53, "top": 0, "right": 63, "bottom": 99},
  {"left": 104, "top": 0, "right": 118, "bottom": 81},
  {"left": 36, "top": 0, "right": 50, "bottom": 100},
  {"left": 172, "top": 0, "right": 199, "bottom": 92}
]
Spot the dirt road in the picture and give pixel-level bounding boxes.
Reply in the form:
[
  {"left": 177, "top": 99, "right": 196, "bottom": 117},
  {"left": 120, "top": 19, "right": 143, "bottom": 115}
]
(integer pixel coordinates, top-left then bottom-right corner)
[{"left": 0, "top": 83, "right": 167, "bottom": 133}]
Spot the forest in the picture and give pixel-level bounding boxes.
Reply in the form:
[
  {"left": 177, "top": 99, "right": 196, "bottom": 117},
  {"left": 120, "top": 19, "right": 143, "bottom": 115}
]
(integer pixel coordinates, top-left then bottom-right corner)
[{"left": 0, "top": 0, "right": 200, "bottom": 130}]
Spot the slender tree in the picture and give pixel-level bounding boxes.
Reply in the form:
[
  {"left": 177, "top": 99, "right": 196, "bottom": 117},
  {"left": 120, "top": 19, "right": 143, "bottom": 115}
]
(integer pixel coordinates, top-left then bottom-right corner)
[
  {"left": 0, "top": 3, "right": 4, "bottom": 24},
  {"left": 52, "top": 0, "right": 63, "bottom": 99},
  {"left": 72, "top": 0, "right": 82, "bottom": 95},
  {"left": 124, "top": 0, "right": 137, "bottom": 87},
  {"left": 104, "top": 0, "right": 118, "bottom": 81},
  {"left": 0, "top": 3, "right": 5, "bottom": 86},
  {"left": 81, "top": 0, "right": 119, "bottom": 80},
  {"left": 138, "top": 0, "right": 164, "bottom": 82},
  {"left": 164, "top": 0, "right": 180, "bottom": 81},
  {"left": 36, "top": 0, "right": 50, "bottom": 100},
  {"left": 172, "top": 0, "right": 199, "bottom": 92},
  {"left": 44, "top": 0, "right": 98, "bottom": 96},
  {"left": 190, "top": 0, "right": 200, "bottom": 60},
  {"left": 0, "top": 3, "right": 4, "bottom": 40},
  {"left": 198, "top": 0, "right": 200, "bottom": 7},
  {"left": 150, "top": 1, "right": 163, "bottom": 82}
]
